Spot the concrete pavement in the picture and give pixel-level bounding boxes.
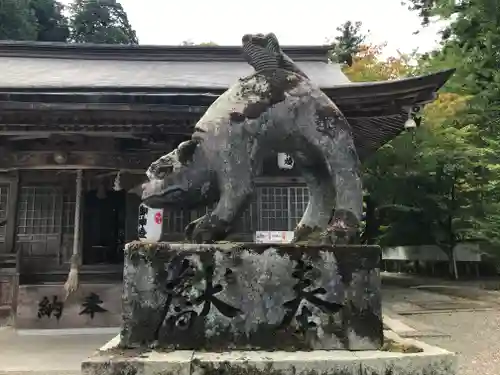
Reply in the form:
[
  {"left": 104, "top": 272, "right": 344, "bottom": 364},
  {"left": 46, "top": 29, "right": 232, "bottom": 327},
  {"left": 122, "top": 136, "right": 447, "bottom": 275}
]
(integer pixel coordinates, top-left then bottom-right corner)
[
  {"left": 0, "top": 312, "right": 448, "bottom": 375},
  {"left": 0, "top": 328, "right": 115, "bottom": 375},
  {"left": 382, "top": 282, "right": 500, "bottom": 375},
  {"left": 0, "top": 278, "right": 497, "bottom": 375},
  {"left": 410, "top": 310, "right": 500, "bottom": 375}
]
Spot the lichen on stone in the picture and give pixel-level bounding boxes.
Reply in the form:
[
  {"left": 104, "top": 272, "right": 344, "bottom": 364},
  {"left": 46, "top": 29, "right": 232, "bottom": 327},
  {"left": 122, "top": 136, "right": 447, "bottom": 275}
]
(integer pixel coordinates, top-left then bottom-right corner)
[
  {"left": 293, "top": 224, "right": 324, "bottom": 245},
  {"left": 192, "top": 359, "right": 355, "bottom": 375},
  {"left": 121, "top": 242, "right": 382, "bottom": 351},
  {"left": 381, "top": 338, "right": 423, "bottom": 353}
]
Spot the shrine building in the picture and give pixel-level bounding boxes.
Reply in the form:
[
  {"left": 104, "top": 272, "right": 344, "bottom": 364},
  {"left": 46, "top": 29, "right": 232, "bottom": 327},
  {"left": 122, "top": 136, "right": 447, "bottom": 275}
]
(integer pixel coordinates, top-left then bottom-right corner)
[{"left": 0, "top": 41, "right": 451, "bottom": 329}]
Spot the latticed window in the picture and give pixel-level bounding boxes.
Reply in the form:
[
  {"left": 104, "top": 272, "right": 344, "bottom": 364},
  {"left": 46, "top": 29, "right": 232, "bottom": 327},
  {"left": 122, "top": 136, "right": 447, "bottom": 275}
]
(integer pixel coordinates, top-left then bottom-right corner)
[
  {"left": 257, "top": 186, "right": 309, "bottom": 231},
  {"left": 289, "top": 187, "right": 309, "bottom": 229},
  {"left": 16, "top": 186, "right": 75, "bottom": 236},
  {"left": 258, "top": 187, "right": 289, "bottom": 231},
  {"left": 160, "top": 186, "right": 310, "bottom": 236},
  {"left": 17, "top": 187, "right": 62, "bottom": 235},
  {"left": 163, "top": 209, "right": 191, "bottom": 234},
  {"left": 62, "top": 190, "right": 76, "bottom": 234}
]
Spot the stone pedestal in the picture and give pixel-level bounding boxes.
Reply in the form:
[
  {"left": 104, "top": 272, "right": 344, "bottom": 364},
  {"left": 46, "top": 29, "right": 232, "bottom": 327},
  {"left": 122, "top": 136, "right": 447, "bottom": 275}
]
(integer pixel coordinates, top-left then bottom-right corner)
[
  {"left": 81, "top": 242, "right": 457, "bottom": 375},
  {"left": 119, "top": 242, "right": 383, "bottom": 351},
  {"left": 82, "top": 331, "right": 457, "bottom": 375}
]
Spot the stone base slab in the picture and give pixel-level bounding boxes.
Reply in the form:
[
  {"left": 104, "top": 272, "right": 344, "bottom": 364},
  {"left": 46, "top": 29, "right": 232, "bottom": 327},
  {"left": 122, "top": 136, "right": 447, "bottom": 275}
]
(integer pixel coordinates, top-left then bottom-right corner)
[
  {"left": 81, "top": 331, "right": 457, "bottom": 375},
  {"left": 16, "top": 283, "right": 122, "bottom": 329},
  {"left": 121, "top": 242, "right": 382, "bottom": 351}
]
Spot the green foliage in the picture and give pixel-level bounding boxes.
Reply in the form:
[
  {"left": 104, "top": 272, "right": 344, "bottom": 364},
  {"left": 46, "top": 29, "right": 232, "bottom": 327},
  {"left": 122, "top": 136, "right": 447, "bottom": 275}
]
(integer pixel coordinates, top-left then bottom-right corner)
[
  {"left": 409, "top": 0, "right": 500, "bottom": 101},
  {"left": 30, "top": 0, "right": 69, "bottom": 42},
  {"left": 0, "top": 0, "right": 69, "bottom": 42},
  {"left": 0, "top": 0, "right": 138, "bottom": 44},
  {"left": 69, "top": 0, "right": 138, "bottom": 44},
  {"left": 402, "top": 0, "right": 464, "bottom": 26},
  {"left": 333, "top": 2, "right": 500, "bottom": 269},
  {"left": 418, "top": 0, "right": 500, "bottom": 252},
  {"left": 0, "top": 0, "right": 38, "bottom": 40},
  {"left": 343, "top": 44, "right": 417, "bottom": 82},
  {"left": 367, "top": 110, "right": 498, "bottom": 250}
]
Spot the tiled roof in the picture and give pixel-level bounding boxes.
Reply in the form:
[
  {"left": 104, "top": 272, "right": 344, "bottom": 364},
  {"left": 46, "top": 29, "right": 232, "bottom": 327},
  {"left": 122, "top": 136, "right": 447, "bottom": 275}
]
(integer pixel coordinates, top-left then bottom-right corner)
[
  {"left": 0, "top": 58, "right": 351, "bottom": 89},
  {"left": 0, "top": 41, "right": 350, "bottom": 89},
  {"left": 0, "top": 41, "right": 455, "bottom": 159}
]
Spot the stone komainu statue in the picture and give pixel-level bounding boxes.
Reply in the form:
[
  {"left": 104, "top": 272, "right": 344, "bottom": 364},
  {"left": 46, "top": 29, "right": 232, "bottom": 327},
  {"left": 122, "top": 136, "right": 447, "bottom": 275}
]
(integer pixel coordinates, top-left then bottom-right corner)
[{"left": 143, "top": 33, "right": 363, "bottom": 244}]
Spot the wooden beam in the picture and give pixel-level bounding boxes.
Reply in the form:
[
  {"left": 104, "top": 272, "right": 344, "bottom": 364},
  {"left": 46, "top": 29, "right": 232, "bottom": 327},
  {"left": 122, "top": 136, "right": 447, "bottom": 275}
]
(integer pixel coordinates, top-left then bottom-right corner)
[
  {"left": 0, "top": 101, "right": 207, "bottom": 113},
  {"left": 0, "top": 118, "right": 196, "bottom": 134},
  {"left": 0, "top": 151, "right": 166, "bottom": 171},
  {"left": 2, "top": 132, "right": 146, "bottom": 140}
]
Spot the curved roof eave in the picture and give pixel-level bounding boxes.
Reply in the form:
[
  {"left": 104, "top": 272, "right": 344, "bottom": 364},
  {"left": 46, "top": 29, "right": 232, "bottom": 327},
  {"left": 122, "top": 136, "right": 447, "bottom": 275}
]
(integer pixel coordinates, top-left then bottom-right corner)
[{"left": 0, "top": 68, "right": 455, "bottom": 159}]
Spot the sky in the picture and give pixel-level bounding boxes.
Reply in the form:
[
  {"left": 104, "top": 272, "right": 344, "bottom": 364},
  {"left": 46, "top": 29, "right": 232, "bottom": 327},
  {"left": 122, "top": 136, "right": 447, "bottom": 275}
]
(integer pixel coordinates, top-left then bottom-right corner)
[{"left": 61, "top": 0, "right": 446, "bottom": 57}]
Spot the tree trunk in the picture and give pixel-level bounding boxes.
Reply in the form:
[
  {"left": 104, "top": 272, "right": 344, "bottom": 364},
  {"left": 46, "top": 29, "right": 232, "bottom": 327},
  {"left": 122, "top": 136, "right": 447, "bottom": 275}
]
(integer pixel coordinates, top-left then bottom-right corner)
[
  {"left": 448, "top": 169, "right": 459, "bottom": 280},
  {"left": 448, "top": 245, "right": 459, "bottom": 280},
  {"left": 361, "top": 195, "right": 378, "bottom": 245}
]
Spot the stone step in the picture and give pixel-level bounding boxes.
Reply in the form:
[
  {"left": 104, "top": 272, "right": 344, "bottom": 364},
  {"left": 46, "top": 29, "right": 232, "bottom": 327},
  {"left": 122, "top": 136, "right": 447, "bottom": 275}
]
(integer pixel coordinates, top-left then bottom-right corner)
[
  {"left": 0, "top": 371, "right": 79, "bottom": 375},
  {"left": 82, "top": 331, "right": 457, "bottom": 375}
]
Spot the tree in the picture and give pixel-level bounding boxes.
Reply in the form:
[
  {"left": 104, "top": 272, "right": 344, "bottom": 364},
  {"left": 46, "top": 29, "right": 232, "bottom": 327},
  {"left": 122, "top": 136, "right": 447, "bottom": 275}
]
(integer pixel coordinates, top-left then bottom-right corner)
[
  {"left": 342, "top": 1, "right": 500, "bottom": 274},
  {"left": 363, "top": 87, "right": 497, "bottom": 278},
  {"left": 343, "top": 44, "right": 417, "bottom": 82},
  {"left": 328, "top": 21, "right": 367, "bottom": 66},
  {"left": 0, "top": 0, "right": 69, "bottom": 42},
  {"left": 402, "top": 0, "right": 458, "bottom": 26},
  {"left": 342, "top": 39, "right": 500, "bottom": 278},
  {"left": 341, "top": 42, "right": 419, "bottom": 245},
  {"left": 407, "top": 0, "right": 500, "bottom": 114},
  {"left": 30, "top": 0, "right": 69, "bottom": 42},
  {"left": 69, "top": 0, "right": 138, "bottom": 44},
  {"left": 376, "top": 95, "right": 500, "bottom": 278},
  {"left": 0, "top": 0, "right": 38, "bottom": 40},
  {"left": 409, "top": 0, "right": 500, "bottom": 244}
]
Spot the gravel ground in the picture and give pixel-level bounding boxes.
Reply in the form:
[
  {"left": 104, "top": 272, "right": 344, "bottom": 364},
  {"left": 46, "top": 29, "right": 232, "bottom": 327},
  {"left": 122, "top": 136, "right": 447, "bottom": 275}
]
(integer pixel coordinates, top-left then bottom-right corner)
[
  {"left": 382, "top": 284, "right": 500, "bottom": 375},
  {"left": 411, "top": 311, "right": 500, "bottom": 375}
]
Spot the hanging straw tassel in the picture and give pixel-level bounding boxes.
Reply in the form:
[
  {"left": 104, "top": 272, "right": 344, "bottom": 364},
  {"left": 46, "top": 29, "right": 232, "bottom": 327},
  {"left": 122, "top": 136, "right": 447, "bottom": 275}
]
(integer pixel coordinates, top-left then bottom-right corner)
[
  {"left": 64, "top": 169, "right": 83, "bottom": 300},
  {"left": 64, "top": 253, "right": 80, "bottom": 299}
]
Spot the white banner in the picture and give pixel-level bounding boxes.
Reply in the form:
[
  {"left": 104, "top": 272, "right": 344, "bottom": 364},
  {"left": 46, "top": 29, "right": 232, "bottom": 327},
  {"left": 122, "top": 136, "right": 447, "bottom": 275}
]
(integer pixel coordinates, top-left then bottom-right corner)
[
  {"left": 255, "top": 231, "right": 294, "bottom": 244},
  {"left": 138, "top": 203, "right": 164, "bottom": 242}
]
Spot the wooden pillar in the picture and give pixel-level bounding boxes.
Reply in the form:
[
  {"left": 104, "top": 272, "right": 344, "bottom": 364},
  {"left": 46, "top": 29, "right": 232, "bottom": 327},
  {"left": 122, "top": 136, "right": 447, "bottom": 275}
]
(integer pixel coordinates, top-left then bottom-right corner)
[
  {"left": 72, "top": 170, "right": 83, "bottom": 265},
  {"left": 5, "top": 172, "right": 19, "bottom": 255},
  {"left": 0, "top": 172, "right": 20, "bottom": 322}
]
